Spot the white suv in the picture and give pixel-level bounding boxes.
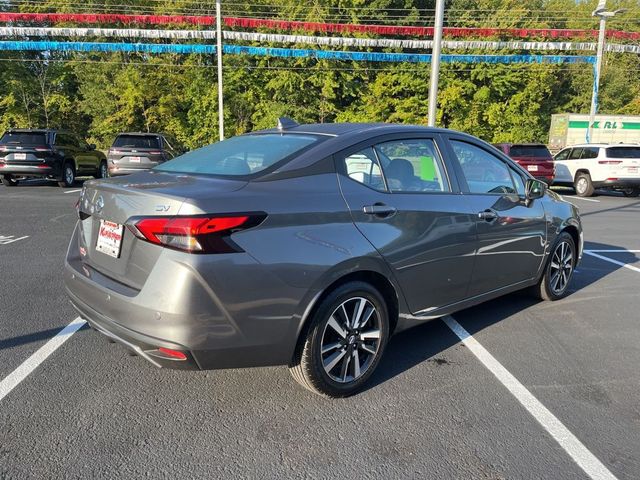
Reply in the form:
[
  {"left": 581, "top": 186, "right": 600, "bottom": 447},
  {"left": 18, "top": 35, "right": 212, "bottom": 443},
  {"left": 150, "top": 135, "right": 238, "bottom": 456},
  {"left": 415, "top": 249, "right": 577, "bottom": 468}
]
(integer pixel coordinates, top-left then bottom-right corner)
[{"left": 553, "top": 144, "right": 640, "bottom": 197}]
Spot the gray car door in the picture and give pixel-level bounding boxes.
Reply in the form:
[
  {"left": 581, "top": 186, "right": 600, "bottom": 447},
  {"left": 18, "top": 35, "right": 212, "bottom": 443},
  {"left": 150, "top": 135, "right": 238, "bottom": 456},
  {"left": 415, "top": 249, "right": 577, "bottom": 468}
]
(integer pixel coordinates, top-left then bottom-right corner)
[
  {"left": 337, "top": 134, "right": 477, "bottom": 315},
  {"left": 444, "top": 136, "right": 547, "bottom": 297}
]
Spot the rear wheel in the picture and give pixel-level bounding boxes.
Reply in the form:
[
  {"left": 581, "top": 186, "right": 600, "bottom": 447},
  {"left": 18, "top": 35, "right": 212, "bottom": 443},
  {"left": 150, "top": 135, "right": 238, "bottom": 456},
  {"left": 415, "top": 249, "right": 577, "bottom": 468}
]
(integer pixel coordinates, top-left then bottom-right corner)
[
  {"left": 533, "top": 231, "right": 576, "bottom": 301},
  {"left": 97, "top": 160, "right": 108, "bottom": 179},
  {"left": 58, "top": 162, "right": 75, "bottom": 187},
  {"left": 622, "top": 187, "right": 640, "bottom": 197},
  {"left": 1, "top": 175, "right": 18, "bottom": 186},
  {"left": 289, "top": 281, "right": 389, "bottom": 398},
  {"left": 574, "top": 172, "right": 594, "bottom": 197}
]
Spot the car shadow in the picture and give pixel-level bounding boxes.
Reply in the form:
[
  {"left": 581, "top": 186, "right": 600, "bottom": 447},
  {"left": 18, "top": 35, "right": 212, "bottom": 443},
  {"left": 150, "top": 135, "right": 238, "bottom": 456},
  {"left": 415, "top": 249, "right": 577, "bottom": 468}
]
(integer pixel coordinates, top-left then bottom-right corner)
[{"left": 364, "top": 240, "right": 636, "bottom": 392}]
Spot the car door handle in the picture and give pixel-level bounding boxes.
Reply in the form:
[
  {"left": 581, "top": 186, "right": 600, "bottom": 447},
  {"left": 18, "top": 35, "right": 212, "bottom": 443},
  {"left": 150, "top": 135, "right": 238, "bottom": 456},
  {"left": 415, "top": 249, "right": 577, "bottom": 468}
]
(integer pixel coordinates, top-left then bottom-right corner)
[
  {"left": 363, "top": 204, "right": 397, "bottom": 217},
  {"left": 478, "top": 209, "right": 498, "bottom": 221}
]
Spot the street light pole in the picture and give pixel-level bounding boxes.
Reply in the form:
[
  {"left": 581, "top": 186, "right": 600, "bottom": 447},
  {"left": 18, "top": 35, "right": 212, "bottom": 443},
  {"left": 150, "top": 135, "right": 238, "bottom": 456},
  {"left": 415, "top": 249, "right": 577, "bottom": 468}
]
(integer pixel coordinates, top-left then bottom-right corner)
[
  {"left": 427, "top": 0, "right": 445, "bottom": 127},
  {"left": 216, "top": 0, "right": 224, "bottom": 141},
  {"left": 588, "top": 0, "right": 624, "bottom": 142}
]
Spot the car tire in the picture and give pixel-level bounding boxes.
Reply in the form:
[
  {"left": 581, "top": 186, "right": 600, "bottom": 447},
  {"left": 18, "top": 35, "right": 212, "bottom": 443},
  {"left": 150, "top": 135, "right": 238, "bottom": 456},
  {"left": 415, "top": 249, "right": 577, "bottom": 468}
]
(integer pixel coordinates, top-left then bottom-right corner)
[
  {"left": 622, "top": 187, "right": 640, "bottom": 197},
  {"left": 97, "top": 160, "right": 108, "bottom": 179},
  {"left": 574, "top": 172, "right": 594, "bottom": 197},
  {"left": 533, "top": 231, "right": 576, "bottom": 301},
  {"left": 58, "top": 162, "right": 75, "bottom": 188},
  {"left": 289, "top": 281, "right": 390, "bottom": 398},
  {"left": 1, "top": 175, "right": 18, "bottom": 186}
]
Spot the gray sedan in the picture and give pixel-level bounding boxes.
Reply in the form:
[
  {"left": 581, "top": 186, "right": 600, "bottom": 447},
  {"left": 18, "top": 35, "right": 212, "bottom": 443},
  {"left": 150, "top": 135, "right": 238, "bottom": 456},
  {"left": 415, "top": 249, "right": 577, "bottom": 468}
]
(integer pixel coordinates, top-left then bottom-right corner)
[{"left": 64, "top": 120, "right": 583, "bottom": 397}]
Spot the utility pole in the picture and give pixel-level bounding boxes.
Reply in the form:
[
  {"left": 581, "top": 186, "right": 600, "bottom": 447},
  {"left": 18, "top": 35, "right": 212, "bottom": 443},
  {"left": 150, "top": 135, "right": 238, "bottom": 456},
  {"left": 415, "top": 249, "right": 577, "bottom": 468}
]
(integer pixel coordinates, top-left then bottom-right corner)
[
  {"left": 216, "top": 0, "right": 224, "bottom": 141},
  {"left": 588, "top": 0, "right": 624, "bottom": 142},
  {"left": 427, "top": 0, "right": 445, "bottom": 127}
]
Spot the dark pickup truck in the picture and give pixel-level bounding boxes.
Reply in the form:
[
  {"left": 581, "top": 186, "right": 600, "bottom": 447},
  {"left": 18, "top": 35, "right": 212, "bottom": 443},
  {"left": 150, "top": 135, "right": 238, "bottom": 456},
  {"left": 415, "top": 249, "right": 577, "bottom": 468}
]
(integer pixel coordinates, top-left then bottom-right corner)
[{"left": 0, "top": 129, "right": 107, "bottom": 187}]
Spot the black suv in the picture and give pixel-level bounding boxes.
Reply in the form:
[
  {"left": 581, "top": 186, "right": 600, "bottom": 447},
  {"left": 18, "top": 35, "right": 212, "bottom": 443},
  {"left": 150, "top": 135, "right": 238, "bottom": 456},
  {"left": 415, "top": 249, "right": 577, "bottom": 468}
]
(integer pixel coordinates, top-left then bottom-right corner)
[
  {"left": 0, "top": 129, "right": 107, "bottom": 187},
  {"left": 107, "top": 132, "right": 184, "bottom": 176}
]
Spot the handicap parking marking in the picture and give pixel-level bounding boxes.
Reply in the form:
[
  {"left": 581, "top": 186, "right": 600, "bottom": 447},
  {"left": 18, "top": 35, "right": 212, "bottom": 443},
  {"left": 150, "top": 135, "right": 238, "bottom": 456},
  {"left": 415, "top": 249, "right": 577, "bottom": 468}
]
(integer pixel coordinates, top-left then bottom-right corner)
[
  {"left": 0, "top": 317, "right": 86, "bottom": 403},
  {"left": 0, "top": 235, "right": 29, "bottom": 245},
  {"left": 584, "top": 250, "right": 640, "bottom": 274},
  {"left": 443, "top": 315, "right": 618, "bottom": 480}
]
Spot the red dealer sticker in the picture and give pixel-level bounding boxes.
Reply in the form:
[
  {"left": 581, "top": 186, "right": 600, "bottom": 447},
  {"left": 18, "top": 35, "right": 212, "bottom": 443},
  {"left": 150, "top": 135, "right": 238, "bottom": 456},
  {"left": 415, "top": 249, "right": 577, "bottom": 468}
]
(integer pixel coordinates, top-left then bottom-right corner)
[{"left": 96, "top": 219, "right": 124, "bottom": 258}]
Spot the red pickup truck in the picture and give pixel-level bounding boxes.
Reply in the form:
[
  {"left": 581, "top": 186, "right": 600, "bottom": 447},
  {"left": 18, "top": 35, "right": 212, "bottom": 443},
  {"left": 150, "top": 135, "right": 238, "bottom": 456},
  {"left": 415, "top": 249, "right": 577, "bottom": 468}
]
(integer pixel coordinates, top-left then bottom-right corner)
[{"left": 493, "top": 143, "right": 555, "bottom": 184}]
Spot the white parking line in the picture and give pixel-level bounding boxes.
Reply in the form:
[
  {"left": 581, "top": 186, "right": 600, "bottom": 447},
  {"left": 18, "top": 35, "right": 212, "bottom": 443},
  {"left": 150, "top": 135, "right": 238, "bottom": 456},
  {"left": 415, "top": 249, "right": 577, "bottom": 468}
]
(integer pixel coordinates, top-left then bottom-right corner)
[
  {"left": 64, "top": 189, "right": 82, "bottom": 194},
  {"left": 584, "top": 251, "right": 640, "bottom": 274},
  {"left": 586, "top": 249, "right": 640, "bottom": 253},
  {"left": 569, "top": 196, "right": 601, "bottom": 203},
  {"left": 443, "top": 316, "right": 618, "bottom": 480},
  {"left": 0, "top": 317, "right": 86, "bottom": 403},
  {"left": 0, "top": 235, "right": 29, "bottom": 245}
]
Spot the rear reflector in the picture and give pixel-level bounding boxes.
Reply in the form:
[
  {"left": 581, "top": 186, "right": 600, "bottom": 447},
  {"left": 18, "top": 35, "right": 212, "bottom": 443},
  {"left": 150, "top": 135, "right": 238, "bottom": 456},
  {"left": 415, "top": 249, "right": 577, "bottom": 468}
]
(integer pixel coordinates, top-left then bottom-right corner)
[
  {"left": 35, "top": 147, "right": 51, "bottom": 152},
  {"left": 148, "top": 151, "right": 163, "bottom": 155},
  {"left": 606, "top": 178, "right": 619, "bottom": 181},
  {"left": 126, "top": 214, "right": 265, "bottom": 253},
  {"left": 157, "top": 347, "right": 187, "bottom": 360}
]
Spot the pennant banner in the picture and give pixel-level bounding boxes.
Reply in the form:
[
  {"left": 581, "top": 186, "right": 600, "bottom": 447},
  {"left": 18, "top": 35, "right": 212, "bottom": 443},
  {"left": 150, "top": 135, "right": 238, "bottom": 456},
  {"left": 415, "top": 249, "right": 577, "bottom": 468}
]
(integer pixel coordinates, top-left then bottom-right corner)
[
  {"left": 0, "top": 27, "right": 637, "bottom": 54},
  {"left": 0, "top": 40, "right": 597, "bottom": 64},
  {"left": 0, "top": 12, "right": 639, "bottom": 41}
]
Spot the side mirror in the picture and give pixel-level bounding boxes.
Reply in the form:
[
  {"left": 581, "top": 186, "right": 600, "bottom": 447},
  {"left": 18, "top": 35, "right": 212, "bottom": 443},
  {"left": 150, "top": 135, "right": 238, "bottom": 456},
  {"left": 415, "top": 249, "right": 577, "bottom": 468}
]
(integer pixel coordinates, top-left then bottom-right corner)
[{"left": 525, "top": 178, "right": 546, "bottom": 202}]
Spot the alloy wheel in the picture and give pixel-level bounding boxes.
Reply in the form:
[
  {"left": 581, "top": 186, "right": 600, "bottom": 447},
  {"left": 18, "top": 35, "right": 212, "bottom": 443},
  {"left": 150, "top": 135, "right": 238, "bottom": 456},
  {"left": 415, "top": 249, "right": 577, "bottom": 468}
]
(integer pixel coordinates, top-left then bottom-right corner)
[
  {"left": 576, "top": 177, "right": 587, "bottom": 195},
  {"left": 549, "top": 241, "right": 573, "bottom": 295},
  {"left": 320, "top": 297, "right": 381, "bottom": 383},
  {"left": 65, "top": 166, "right": 74, "bottom": 185}
]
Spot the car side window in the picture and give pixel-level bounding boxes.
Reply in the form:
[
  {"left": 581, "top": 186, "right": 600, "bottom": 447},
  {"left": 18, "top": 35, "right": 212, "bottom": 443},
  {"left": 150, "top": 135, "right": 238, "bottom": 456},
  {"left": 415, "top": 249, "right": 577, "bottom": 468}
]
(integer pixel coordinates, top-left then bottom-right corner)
[
  {"left": 374, "top": 139, "right": 449, "bottom": 193},
  {"left": 555, "top": 149, "right": 571, "bottom": 161},
  {"left": 581, "top": 147, "right": 598, "bottom": 159},
  {"left": 450, "top": 140, "right": 517, "bottom": 195},
  {"left": 343, "top": 147, "right": 387, "bottom": 192},
  {"left": 569, "top": 148, "right": 583, "bottom": 160}
]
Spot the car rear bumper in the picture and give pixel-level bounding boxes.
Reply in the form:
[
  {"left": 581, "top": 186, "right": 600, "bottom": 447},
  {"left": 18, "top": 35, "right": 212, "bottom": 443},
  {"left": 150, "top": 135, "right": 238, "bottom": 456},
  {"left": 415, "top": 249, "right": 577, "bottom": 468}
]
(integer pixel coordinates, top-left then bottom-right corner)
[
  {"left": 64, "top": 225, "right": 310, "bottom": 370},
  {"left": 108, "top": 165, "right": 153, "bottom": 176},
  {"left": 0, "top": 164, "right": 58, "bottom": 177},
  {"left": 534, "top": 175, "right": 554, "bottom": 184}
]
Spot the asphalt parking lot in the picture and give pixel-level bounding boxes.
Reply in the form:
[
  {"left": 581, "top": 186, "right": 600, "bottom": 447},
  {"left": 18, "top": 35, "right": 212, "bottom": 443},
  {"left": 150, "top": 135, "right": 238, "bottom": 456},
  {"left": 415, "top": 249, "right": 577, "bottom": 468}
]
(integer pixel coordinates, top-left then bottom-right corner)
[{"left": 1, "top": 180, "right": 639, "bottom": 479}]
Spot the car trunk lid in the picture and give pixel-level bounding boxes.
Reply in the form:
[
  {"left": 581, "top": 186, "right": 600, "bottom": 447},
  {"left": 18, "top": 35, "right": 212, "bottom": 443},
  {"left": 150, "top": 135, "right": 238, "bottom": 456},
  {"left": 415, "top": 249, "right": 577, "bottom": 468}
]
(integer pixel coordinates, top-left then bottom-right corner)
[{"left": 77, "top": 171, "right": 248, "bottom": 289}]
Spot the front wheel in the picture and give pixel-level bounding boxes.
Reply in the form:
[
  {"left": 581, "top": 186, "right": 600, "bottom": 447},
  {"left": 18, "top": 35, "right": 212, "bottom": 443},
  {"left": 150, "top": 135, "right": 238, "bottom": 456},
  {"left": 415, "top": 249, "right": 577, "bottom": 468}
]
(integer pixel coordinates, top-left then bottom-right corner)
[
  {"left": 622, "top": 187, "right": 640, "bottom": 198},
  {"left": 574, "top": 172, "right": 594, "bottom": 197},
  {"left": 289, "top": 282, "right": 390, "bottom": 398},
  {"left": 533, "top": 232, "right": 576, "bottom": 301}
]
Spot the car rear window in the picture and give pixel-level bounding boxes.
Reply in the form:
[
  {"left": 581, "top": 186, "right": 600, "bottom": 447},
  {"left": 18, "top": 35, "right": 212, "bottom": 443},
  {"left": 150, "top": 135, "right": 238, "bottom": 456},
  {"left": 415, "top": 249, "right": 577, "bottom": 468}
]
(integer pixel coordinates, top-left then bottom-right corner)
[
  {"left": 113, "top": 135, "right": 161, "bottom": 149},
  {"left": 606, "top": 147, "right": 640, "bottom": 158},
  {"left": 0, "top": 132, "right": 48, "bottom": 145},
  {"left": 155, "top": 134, "right": 322, "bottom": 176},
  {"left": 509, "top": 145, "right": 552, "bottom": 159}
]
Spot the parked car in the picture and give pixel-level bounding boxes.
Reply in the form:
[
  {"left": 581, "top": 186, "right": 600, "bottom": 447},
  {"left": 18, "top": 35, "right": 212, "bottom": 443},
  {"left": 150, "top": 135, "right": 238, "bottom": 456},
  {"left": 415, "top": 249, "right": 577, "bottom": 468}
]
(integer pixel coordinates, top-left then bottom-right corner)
[
  {"left": 107, "top": 132, "right": 184, "bottom": 176},
  {"left": 493, "top": 143, "right": 555, "bottom": 184},
  {"left": 553, "top": 144, "right": 640, "bottom": 197},
  {"left": 0, "top": 129, "right": 107, "bottom": 187},
  {"left": 65, "top": 120, "right": 583, "bottom": 397}
]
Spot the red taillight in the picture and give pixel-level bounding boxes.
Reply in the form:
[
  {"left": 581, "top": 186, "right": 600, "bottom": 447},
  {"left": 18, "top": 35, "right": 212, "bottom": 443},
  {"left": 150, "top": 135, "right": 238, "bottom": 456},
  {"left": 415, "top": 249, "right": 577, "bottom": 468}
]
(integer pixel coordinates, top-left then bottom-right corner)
[
  {"left": 148, "top": 151, "right": 163, "bottom": 155},
  {"left": 127, "top": 214, "right": 263, "bottom": 253},
  {"left": 598, "top": 160, "right": 623, "bottom": 165},
  {"left": 157, "top": 347, "right": 187, "bottom": 360}
]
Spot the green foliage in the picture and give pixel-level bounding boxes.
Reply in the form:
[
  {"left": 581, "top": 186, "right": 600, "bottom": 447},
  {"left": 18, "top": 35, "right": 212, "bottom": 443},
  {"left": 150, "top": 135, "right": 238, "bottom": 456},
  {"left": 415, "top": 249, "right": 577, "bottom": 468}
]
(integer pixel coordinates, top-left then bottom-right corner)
[{"left": 0, "top": 0, "right": 639, "bottom": 147}]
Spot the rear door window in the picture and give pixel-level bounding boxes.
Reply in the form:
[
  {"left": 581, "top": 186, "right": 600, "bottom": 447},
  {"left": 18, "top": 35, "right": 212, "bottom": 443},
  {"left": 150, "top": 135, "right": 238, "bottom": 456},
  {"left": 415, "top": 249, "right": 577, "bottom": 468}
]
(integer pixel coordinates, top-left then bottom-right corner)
[
  {"left": 374, "top": 139, "right": 449, "bottom": 193},
  {"left": 113, "top": 135, "right": 161, "bottom": 149},
  {"left": 580, "top": 147, "right": 599, "bottom": 159},
  {"left": 606, "top": 147, "right": 640, "bottom": 158},
  {"left": 0, "top": 132, "right": 48, "bottom": 145},
  {"left": 569, "top": 148, "right": 583, "bottom": 160},
  {"left": 450, "top": 140, "right": 517, "bottom": 195}
]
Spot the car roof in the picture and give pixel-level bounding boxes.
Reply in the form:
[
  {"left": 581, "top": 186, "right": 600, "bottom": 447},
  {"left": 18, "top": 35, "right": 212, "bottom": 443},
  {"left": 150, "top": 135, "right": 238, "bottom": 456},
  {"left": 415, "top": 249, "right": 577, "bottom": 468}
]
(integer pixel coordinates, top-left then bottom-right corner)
[
  {"left": 496, "top": 143, "right": 548, "bottom": 147},
  {"left": 561, "top": 143, "right": 638, "bottom": 148},
  {"left": 5, "top": 128, "right": 56, "bottom": 133},
  {"left": 117, "top": 132, "right": 163, "bottom": 136},
  {"left": 252, "top": 122, "right": 452, "bottom": 137}
]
